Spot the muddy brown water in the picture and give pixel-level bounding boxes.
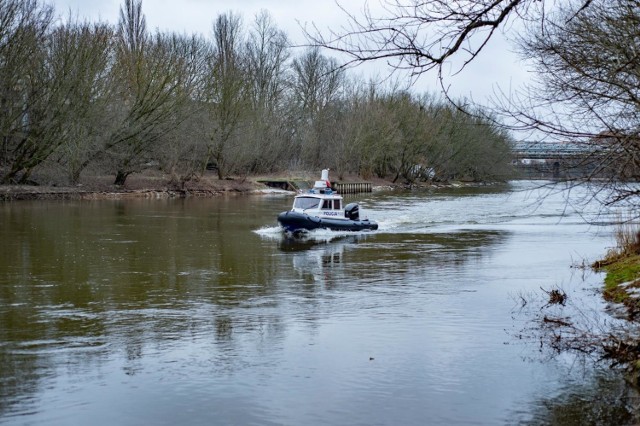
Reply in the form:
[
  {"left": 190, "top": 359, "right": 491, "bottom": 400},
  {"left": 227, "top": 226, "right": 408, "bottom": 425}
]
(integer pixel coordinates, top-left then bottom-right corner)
[{"left": 0, "top": 181, "right": 636, "bottom": 425}]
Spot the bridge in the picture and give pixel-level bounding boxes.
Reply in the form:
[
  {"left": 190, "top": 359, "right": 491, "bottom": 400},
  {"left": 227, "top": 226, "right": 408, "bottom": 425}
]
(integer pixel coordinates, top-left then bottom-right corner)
[
  {"left": 511, "top": 141, "right": 599, "bottom": 160},
  {"left": 512, "top": 141, "right": 605, "bottom": 179}
]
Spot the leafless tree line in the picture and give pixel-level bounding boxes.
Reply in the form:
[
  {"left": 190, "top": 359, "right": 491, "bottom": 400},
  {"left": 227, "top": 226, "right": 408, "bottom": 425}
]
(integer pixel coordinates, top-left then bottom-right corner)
[{"left": 0, "top": 0, "right": 513, "bottom": 187}]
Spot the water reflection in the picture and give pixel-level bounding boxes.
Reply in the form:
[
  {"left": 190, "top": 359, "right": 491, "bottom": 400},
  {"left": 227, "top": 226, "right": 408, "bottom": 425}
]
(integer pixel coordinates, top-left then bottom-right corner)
[
  {"left": 516, "top": 373, "right": 639, "bottom": 425},
  {"left": 0, "top": 198, "right": 289, "bottom": 418},
  {"left": 277, "top": 233, "right": 361, "bottom": 252}
]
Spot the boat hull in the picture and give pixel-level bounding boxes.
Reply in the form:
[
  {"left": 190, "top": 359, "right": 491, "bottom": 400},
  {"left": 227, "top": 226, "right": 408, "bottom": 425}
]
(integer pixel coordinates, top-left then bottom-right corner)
[{"left": 277, "top": 211, "right": 378, "bottom": 232}]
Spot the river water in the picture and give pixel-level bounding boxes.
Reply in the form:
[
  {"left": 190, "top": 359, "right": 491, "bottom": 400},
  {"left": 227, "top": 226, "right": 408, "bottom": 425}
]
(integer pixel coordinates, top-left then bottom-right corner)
[{"left": 0, "top": 180, "right": 636, "bottom": 425}]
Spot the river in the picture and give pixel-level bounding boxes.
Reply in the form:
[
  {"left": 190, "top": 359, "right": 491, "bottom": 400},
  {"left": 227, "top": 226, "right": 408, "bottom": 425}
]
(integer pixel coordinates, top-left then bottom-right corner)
[{"left": 0, "top": 180, "right": 636, "bottom": 425}]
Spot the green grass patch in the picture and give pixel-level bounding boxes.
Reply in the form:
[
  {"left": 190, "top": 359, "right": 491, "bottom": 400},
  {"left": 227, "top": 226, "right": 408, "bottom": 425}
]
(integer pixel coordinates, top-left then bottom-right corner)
[{"left": 596, "top": 254, "right": 640, "bottom": 303}]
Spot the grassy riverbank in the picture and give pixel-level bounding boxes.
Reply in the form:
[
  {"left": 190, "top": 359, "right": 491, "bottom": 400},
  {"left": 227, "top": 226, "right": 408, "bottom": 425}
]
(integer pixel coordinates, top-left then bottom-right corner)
[
  {"left": 594, "top": 228, "right": 640, "bottom": 319},
  {"left": 589, "top": 225, "right": 640, "bottom": 384}
]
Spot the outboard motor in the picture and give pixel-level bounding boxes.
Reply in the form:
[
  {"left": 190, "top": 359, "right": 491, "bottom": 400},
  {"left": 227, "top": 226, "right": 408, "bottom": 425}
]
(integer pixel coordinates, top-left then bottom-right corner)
[{"left": 344, "top": 203, "right": 360, "bottom": 221}]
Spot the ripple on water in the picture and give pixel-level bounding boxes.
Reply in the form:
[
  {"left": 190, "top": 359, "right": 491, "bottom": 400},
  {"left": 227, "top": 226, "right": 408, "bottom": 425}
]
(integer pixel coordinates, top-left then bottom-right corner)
[{"left": 0, "top": 181, "right": 634, "bottom": 425}]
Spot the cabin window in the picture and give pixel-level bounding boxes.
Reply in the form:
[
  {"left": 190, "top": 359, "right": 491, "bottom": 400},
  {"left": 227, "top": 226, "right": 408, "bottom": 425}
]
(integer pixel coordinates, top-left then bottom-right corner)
[
  {"left": 322, "top": 200, "right": 332, "bottom": 209},
  {"left": 333, "top": 200, "right": 341, "bottom": 210},
  {"left": 293, "top": 197, "right": 320, "bottom": 210}
]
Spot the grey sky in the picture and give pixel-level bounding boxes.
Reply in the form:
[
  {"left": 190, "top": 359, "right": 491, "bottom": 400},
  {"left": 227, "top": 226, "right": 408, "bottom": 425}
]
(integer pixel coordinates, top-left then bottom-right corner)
[
  {"left": 52, "top": 0, "right": 350, "bottom": 42},
  {"left": 49, "top": 0, "right": 530, "bottom": 102}
]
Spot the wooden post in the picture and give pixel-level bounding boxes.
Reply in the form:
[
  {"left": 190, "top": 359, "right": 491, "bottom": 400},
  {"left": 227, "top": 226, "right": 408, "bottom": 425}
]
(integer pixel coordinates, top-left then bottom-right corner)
[{"left": 334, "top": 182, "right": 371, "bottom": 194}]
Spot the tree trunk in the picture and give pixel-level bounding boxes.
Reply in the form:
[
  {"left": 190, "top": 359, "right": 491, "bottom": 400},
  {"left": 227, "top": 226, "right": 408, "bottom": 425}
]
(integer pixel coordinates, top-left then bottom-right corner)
[
  {"left": 69, "top": 167, "right": 81, "bottom": 185},
  {"left": 18, "top": 168, "right": 34, "bottom": 184},
  {"left": 114, "top": 170, "right": 129, "bottom": 186}
]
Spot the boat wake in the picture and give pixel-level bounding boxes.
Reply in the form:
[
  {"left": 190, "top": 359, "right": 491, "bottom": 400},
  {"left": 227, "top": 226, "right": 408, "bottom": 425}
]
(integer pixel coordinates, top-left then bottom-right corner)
[
  {"left": 254, "top": 225, "right": 375, "bottom": 243},
  {"left": 254, "top": 225, "right": 283, "bottom": 238}
]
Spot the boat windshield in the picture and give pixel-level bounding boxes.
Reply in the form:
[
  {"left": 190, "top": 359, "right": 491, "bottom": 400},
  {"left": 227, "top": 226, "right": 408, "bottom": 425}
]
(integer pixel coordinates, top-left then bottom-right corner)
[{"left": 293, "top": 197, "right": 321, "bottom": 210}]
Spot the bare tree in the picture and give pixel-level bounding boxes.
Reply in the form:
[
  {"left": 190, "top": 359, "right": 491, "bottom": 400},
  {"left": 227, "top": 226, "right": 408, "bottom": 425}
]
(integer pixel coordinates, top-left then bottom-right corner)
[
  {"left": 54, "top": 20, "right": 114, "bottom": 184},
  {"left": 290, "top": 47, "right": 346, "bottom": 168},
  {"left": 244, "top": 10, "right": 293, "bottom": 173},
  {"left": 101, "top": 0, "right": 189, "bottom": 186},
  {"left": 156, "top": 34, "right": 211, "bottom": 188},
  {"left": 203, "top": 12, "right": 251, "bottom": 180},
  {"left": 291, "top": 47, "right": 344, "bottom": 118},
  {"left": 305, "top": 0, "right": 559, "bottom": 80},
  {"left": 307, "top": 1, "right": 640, "bottom": 190},
  {"left": 346, "top": 89, "right": 513, "bottom": 183},
  {"left": 0, "top": 0, "right": 55, "bottom": 183},
  {"left": 434, "top": 107, "right": 513, "bottom": 181},
  {"left": 0, "top": 3, "right": 118, "bottom": 185},
  {"left": 246, "top": 10, "right": 290, "bottom": 113},
  {"left": 497, "top": 0, "right": 640, "bottom": 206},
  {"left": 341, "top": 83, "right": 398, "bottom": 178}
]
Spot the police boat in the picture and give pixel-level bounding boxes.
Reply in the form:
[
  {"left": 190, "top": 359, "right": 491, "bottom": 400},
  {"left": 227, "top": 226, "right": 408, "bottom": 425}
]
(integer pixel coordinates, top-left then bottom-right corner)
[{"left": 277, "top": 170, "right": 378, "bottom": 233}]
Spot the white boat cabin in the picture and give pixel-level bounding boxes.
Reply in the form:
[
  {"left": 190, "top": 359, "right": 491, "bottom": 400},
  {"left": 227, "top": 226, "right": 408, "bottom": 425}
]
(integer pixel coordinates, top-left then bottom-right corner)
[
  {"left": 290, "top": 169, "right": 349, "bottom": 220},
  {"left": 291, "top": 193, "right": 346, "bottom": 220}
]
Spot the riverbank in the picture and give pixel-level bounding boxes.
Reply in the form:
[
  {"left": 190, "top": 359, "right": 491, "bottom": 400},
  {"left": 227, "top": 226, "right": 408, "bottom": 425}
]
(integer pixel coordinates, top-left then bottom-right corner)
[
  {"left": 595, "top": 254, "right": 640, "bottom": 319},
  {"left": 592, "top": 223, "right": 640, "bottom": 320},
  {"left": 588, "top": 233, "right": 640, "bottom": 385},
  {"left": 0, "top": 172, "right": 263, "bottom": 201},
  {"left": 0, "top": 170, "right": 473, "bottom": 201}
]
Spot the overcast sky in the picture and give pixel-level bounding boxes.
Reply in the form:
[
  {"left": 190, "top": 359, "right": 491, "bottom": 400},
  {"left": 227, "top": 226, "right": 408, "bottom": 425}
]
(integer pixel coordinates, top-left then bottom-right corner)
[{"left": 49, "top": 0, "right": 530, "bottom": 102}]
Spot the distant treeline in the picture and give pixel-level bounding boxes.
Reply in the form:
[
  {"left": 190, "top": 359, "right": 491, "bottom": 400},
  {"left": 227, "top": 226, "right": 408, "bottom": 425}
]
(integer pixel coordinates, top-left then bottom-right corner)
[{"left": 0, "top": 0, "right": 513, "bottom": 186}]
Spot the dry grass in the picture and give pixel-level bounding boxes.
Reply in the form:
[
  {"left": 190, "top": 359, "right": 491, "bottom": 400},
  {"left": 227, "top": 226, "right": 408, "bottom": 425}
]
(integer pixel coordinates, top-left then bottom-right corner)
[
  {"left": 595, "top": 219, "right": 640, "bottom": 268},
  {"left": 614, "top": 221, "right": 640, "bottom": 256}
]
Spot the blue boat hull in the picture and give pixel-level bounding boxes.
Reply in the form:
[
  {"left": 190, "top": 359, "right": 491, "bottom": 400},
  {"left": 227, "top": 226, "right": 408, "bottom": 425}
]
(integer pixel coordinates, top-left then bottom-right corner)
[{"left": 277, "top": 211, "right": 378, "bottom": 232}]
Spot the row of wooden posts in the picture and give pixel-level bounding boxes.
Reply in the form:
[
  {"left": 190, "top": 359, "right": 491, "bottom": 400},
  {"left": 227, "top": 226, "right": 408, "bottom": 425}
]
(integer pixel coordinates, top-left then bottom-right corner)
[
  {"left": 258, "top": 179, "right": 372, "bottom": 194},
  {"left": 332, "top": 182, "right": 372, "bottom": 194}
]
